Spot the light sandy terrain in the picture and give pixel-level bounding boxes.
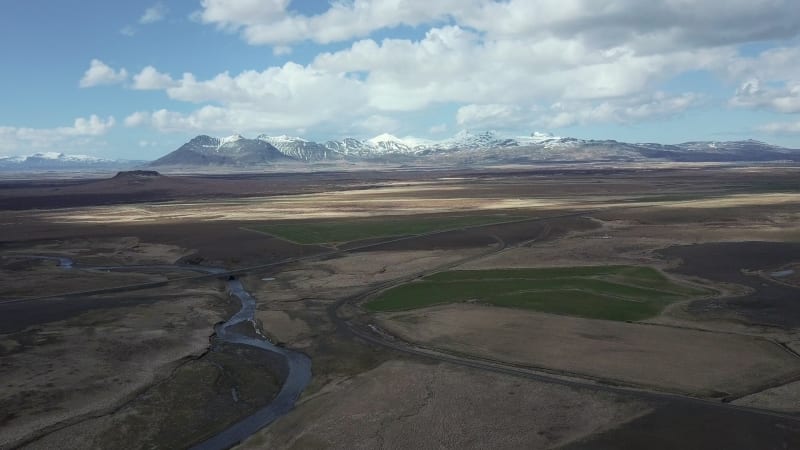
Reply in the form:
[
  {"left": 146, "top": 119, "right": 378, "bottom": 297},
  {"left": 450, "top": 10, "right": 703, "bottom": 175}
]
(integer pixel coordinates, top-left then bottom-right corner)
[
  {"left": 0, "top": 286, "right": 225, "bottom": 448},
  {"left": 237, "top": 359, "right": 650, "bottom": 450},
  {"left": 11, "top": 183, "right": 798, "bottom": 226},
  {"left": 657, "top": 193, "right": 800, "bottom": 209},
  {"left": 26, "top": 186, "right": 571, "bottom": 224},
  {"left": 376, "top": 304, "right": 800, "bottom": 397},
  {"left": 733, "top": 380, "right": 800, "bottom": 412}
]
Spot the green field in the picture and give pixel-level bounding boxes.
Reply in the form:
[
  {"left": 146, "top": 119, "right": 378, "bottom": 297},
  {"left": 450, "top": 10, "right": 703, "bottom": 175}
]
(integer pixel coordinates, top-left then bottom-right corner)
[
  {"left": 249, "top": 214, "right": 524, "bottom": 245},
  {"left": 365, "top": 266, "right": 712, "bottom": 321}
]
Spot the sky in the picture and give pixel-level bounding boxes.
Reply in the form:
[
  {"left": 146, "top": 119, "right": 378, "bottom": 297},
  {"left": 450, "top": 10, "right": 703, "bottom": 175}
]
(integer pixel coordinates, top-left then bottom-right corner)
[{"left": 2, "top": 0, "right": 800, "bottom": 160}]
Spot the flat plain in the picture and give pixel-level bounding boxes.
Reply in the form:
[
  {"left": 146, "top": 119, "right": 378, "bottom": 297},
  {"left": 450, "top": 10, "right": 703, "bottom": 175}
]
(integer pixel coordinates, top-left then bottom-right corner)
[{"left": 1, "top": 165, "right": 800, "bottom": 449}]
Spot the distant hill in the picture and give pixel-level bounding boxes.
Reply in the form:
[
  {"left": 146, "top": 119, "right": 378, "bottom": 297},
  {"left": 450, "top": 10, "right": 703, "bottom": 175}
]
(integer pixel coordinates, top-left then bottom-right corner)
[{"left": 0, "top": 152, "right": 144, "bottom": 171}]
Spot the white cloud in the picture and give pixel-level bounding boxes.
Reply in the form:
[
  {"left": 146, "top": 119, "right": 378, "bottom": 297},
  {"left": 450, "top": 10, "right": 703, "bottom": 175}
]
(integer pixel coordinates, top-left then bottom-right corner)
[
  {"left": 724, "top": 46, "right": 800, "bottom": 82},
  {"left": 118, "top": 24, "right": 718, "bottom": 135},
  {"left": 198, "top": 0, "right": 800, "bottom": 49},
  {"left": 273, "top": 45, "right": 292, "bottom": 56},
  {"left": 79, "top": 59, "right": 128, "bottom": 87},
  {"left": 113, "top": 2, "right": 799, "bottom": 137},
  {"left": 543, "top": 92, "right": 701, "bottom": 128},
  {"left": 125, "top": 62, "right": 368, "bottom": 134},
  {"left": 138, "top": 140, "right": 159, "bottom": 148},
  {"left": 124, "top": 111, "right": 151, "bottom": 127},
  {"left": 140, "top": 3, "right": 168, "bottom": 24},
  {"left": 132, "top": 66, "right": 176, "bottom": 90},
  {"left": 457, "top": 104, "right": 522, "bottom": 127},
  {"left": 730, "top": 79, "right": 800, "bottom": 114},
  {"left": 353, "top": 115, "right": 400, "bottom": 134},
  {"left": 198, "top": 0, "right": 291, "bottom": 27},
  {"left": 0, "top": 115, "right": 115, "bottom": 154},
  {"left": 457, "top": 0, "right": 800, "bottom": 50},
  {"left": 120, "top": 26, "right": 136, "bottom": 37},
  {"left": 758, "top": 120, "right": 800, "bottom": 134},
  {"left": 715, "top": 45, "right": 800, "bottom": 118},
  {"left": 198, "top": 0, "right": 466, "bottom": 46},
  {"left": 69, "top": 115, "right": 115, "bottom": 135},
  {"left": 454, "top": 93, "right": 700, "bottom": 130},
  {"left": 314, "top": 26, "right": 722, "bottom": 109}
]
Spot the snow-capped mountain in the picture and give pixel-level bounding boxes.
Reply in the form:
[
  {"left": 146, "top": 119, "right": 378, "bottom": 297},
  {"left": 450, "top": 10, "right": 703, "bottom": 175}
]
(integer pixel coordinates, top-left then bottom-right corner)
[
  {"left": 365, "top": 133, "right": 422, "bottom": 155},
  {"left": 429, "top": 130, "right": 521, "bottom": 152},
  {"left": 0, "top": 152, "right": 144, "bottom": 171},
  {"left": 323, "top": 137, "right": 375, "bottom": 157},
  {"left": 151, "top": 135, "right": 292, "bottom": 166},
  {"left": 256, "top": 134, "right": 338, "bottom": 162},
  {"left": 155, "top": 132, "right": 800, "bottom": 166}
]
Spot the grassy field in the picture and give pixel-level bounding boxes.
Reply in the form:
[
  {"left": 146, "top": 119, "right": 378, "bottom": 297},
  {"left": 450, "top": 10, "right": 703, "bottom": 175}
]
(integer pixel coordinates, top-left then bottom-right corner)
[
  {"left": 365, "top": 266, "right": 712, "bottom": 321},
  {"left": 249, "top": 214, "right": 525, "bottom": 245}
]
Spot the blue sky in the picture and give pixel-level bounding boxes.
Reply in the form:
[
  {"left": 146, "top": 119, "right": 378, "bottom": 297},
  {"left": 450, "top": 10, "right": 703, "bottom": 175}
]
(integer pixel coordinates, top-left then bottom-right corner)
[{"left": 2, "top": 0, "right": 800, "bottom": 159}]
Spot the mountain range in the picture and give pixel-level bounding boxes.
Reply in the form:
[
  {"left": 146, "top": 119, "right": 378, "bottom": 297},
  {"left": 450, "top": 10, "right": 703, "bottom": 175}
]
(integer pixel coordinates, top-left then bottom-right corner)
[
  {"left": 149, "top": 131, "right": 800, "bottom": 167},
  {"left": 3, "top": 131, "right": 799, "bottom": 171}
]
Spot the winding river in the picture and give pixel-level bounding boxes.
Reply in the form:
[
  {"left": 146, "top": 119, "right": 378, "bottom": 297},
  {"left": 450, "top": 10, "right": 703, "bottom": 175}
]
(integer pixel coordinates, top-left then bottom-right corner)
[{"left": 11, "top": 255, "right": 312, "bottom": 450}]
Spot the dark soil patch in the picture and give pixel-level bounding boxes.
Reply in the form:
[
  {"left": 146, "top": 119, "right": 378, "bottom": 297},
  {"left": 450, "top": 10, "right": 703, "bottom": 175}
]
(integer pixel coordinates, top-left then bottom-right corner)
[
  {"left": 0, "top": 286, "right": 223, "bottom": 334},
  {"left": 659, "top": 242, "right": 800, "bottom": 328},
  {"left": 0, "top": 295, "right": 156, "bottom": 334},
  {"left": 480, "top": 215, "right": 599, "bottom": 246},
  {"left": 0, "top": 221, "right": 328, "bottom": 269},
  {"left": 567, "top": 401, "right": 800, "bottom": 450}
]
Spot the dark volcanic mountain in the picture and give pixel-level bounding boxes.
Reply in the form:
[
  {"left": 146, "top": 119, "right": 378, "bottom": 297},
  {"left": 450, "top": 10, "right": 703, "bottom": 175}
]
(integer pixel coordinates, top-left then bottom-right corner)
[{"left": 150, "top": 135, "right": 293, "bottom": 166}]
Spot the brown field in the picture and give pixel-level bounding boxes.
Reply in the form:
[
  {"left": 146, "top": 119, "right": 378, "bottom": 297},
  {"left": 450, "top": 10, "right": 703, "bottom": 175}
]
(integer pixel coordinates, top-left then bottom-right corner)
[
  {"left": 239, "top": 359, "right": 650, "bottom": 450},
  {"left": 376, "top": 304, "right": 800, "bottom": 397}
]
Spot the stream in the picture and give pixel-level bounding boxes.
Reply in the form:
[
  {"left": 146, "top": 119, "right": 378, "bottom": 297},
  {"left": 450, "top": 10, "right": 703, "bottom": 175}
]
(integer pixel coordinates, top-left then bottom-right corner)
[{"left": 10, "top": 255, "right": 312, "bottom": 450}]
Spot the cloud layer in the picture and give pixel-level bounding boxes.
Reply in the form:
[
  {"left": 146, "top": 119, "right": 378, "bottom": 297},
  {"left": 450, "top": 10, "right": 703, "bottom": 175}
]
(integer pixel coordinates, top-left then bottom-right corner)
[
  {"left": 0, "top": 115, "right": 115, "bottom": 154},
  {"left": 81, "top": 1, "right": 800, "bottom": 137}
]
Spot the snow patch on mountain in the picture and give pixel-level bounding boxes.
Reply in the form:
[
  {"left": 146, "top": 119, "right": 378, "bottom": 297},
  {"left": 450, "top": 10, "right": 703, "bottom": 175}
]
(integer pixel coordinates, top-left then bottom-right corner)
[
  {"left": 219, "top": 134, "right": 245, "bottom": 146},
  {"left": 257, "top": 134, "right": 335, "bottom": 162}
]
